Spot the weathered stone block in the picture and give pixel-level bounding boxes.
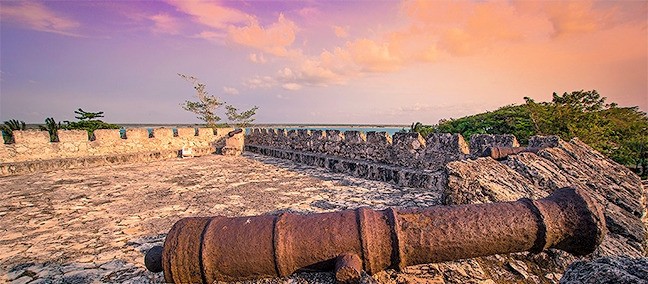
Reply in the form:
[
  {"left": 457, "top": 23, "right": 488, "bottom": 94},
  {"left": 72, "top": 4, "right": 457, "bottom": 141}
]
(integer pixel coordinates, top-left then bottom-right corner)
[
  {"left": 365, "top": 132, "right": 392, "bottom": 163},
  {"left": 93, "top": 129, "right": 121, "bottom": 142},
  {"left": 426, "top": 133, "right": 469, "bottom": 155},
  {"left": 344, "top": 131, "right": 366, "bottom": 144},
  {"left": 126, "top": 128, "right": 149, "bottom": 141},
  {"left": 57, "top": 130, "right": 88, "bottom": 143},
  {"left": 177, "top": 128, "right": 196, "bottom": 138},
  {"left": 311, "top": 130, "right": 326, "bottom": 140},
  {"left": 13, "top": 130, "right": 50, "bottom": 145},
  {"left": 469, "top": 134, "right": 519, "bottom": 157},
  {"left": 154, "top": 128, "right": 173, "bottom": 139},
  {"left": 325, "top": 130, "right": 344, "bottom": 142},
  {"left": 297, "top": 129, "right": 310, "bottom": 138},
  {"left": 392, "top": 132, "right": 426, "bottom": 150},
  {"left": 366, "top": 132, "right": 392, "bottom": 145},
  {"left": 248, "top": 128, "right": 265, "bottom": 145},
  {"left": 197, "top": 128, "right": 214, "bottom": 139},
  {"left": 308, "top": 130, "right": 326, "bottom": 152},
  {"left": 423, "top": 133, "right": 469, "bottom": 169},
  {"left": 223, "top": 132, "right": 245, "bottom": 156}
]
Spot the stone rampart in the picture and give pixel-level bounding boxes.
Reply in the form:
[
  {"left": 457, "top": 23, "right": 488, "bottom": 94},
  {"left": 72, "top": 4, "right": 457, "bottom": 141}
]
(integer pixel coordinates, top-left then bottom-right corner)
[
  {"left": 0, "top": 127, "right": 232, "bottom": 175},
  {"left": 245, "top": 129, "right": 522, "bottom": 187}
]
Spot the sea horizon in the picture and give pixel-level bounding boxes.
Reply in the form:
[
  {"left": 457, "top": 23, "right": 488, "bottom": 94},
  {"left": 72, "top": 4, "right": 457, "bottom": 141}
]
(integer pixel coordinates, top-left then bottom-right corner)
[{"left": 21, "top": 123, "right": 410, "bottom": 136}]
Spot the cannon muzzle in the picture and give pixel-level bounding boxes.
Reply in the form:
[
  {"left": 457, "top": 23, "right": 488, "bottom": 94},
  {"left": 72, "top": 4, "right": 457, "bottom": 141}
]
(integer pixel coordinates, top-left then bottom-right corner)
[{"left": 145, "top": 187, "right": 606, "bottom": 283}]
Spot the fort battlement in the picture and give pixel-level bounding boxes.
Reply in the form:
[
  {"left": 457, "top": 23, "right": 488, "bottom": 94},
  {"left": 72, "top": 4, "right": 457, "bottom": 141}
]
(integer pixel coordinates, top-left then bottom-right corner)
[
  {"left": 0, "top": 127, "right": 232, "bottom": 175},
  {"left": 245, "top": 128, "right": 559, "bottom": 188},
  {"left": 246, "top": 128, "right": 529, "bottom": 168}
]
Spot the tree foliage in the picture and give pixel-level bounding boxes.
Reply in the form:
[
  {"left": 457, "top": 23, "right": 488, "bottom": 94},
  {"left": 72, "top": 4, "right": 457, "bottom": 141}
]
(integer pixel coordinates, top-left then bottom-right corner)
[
  {"left": 178, "top": 74, "right": 224, "bottom": 128},
  {"left": 410, "top": 90, "right": 648, "bottom": 177},
  {"left": 1, "top": 119, "right": 27, "bottom": 144},
  {"left": 62, "top": 109, "right": 120, "bottom": 137},
  {"left": 436, "top": 104, "right": 535, "bottom": 144},
  {"left": 407, "top": 122, "right": 436, "bottom": 138},
  {"left": 225, "top": 105, "right": 258, "bottom": 128},
  {"left": 178, "top": 73, "right": 258, "bottom": 128},
  {"left": 74, "top": 108, "right": 104, "bottom": 120},
  {"left": 39, "top": 117, "right": 61, "bottom": 142}
]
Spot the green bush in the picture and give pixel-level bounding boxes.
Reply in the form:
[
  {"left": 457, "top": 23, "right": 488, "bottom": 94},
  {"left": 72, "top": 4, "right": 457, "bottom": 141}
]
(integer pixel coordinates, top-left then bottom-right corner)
[
  {"left": 62, "top": 120, "right": 120, "bottom": 139},
  {"left": 410, "top": 90, "right": 648, "bottom": 178}
]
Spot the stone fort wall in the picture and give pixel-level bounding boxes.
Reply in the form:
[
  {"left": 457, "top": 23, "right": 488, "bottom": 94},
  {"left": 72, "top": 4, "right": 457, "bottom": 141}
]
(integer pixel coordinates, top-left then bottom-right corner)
[
  {"left": 244, "top": 129, "right": 542, "bottom": 188},
  {"left": 0, "top": 127, "right": 232, "bottom": 175}
]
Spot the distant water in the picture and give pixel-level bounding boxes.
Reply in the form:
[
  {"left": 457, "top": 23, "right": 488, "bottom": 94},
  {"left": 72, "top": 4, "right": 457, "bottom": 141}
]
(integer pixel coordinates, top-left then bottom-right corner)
[
  {"left": 117, "top": 124, "right": 407, "bottom": 137},
  {"left": 275, "top": 127, "right": 405, "bottom": 136}
]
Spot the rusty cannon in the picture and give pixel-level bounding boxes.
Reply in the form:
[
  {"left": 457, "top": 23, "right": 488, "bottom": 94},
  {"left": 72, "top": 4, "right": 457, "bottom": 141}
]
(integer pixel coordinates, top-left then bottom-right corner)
[
  {"left": 483, "top": 146, "right": 544, "bottom": 160},
  {"left": 145, "top": 187, "right": 606, "bottom": 283}
]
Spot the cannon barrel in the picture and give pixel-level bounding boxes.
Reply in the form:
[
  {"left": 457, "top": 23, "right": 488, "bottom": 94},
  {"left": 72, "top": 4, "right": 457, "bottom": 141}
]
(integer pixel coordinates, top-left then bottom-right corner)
[
  {"left": 146, "top": 187, "right": 605, "bottom": 283},
  {"left": 484, "top": 146, "right": 543, "bottom": 160},
  {"left": 227, "top": 128, "right": 243, "bottom": 137}
]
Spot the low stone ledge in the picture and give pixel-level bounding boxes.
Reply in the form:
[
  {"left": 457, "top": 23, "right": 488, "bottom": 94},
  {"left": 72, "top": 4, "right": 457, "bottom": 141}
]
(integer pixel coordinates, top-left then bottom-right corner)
[
  {"left": 245, "top": 144, "right": 446, "bottom": 189},
  {"left": 0, "top": 147, "right": 215, "bottom": 176}
]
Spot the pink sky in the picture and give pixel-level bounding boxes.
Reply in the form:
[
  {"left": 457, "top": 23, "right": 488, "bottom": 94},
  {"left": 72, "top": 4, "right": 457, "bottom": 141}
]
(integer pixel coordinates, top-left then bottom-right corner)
[{"left": 1, "top": 0, "right": 646, "bottom": 125}]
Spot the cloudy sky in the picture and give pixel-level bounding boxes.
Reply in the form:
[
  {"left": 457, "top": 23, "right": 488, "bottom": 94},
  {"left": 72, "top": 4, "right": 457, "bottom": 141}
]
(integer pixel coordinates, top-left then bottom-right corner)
[{"left": 1, "top": 1, "right": 646, "bottom": 125}]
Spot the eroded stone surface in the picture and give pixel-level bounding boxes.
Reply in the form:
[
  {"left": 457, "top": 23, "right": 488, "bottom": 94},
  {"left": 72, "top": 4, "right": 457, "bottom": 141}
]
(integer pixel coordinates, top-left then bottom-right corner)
[
  {"left": 443, "top": 138, "right": 647, "bottom": 283},
  {"left": 1, "top": 137, "right": 644, "bottom": 284},
  {"left": 0, "top": 153, "right": 440, "bottom": 283},
  {"left": 560, "top": 256, "right": 648, "bottom": 284}
]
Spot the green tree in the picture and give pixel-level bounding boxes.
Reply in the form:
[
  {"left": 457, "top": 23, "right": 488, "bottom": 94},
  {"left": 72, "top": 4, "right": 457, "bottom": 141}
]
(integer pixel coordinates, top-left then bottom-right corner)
[
  {"left": 225, "top": 104, "right": 258, "bottom": 128},
  {"left": 410, "top": 90, "right": 648, "bottom": 178},
  {"left": 178, "top": 74, "right": 224, "bottom": 128},
  {"left": 524, "top": 90, "right": 607, "bottom": 140},
  {"left": 61, "top": 109, "right": 120, "bottom": 137},
  {"left": 74, "top": 108, "right": 104, "bottom": 120},
  {"left": 1, "top": 119, "right": 26, "bottom": 144},
  {"left": 409, "top": 122, "right": 435, "bottom": 138},
  {"left": 435, "top": 105, "right": 534, "bottom": 144},
  {"left": 39, "top": 117, "right": 61, "bottom": 142}
]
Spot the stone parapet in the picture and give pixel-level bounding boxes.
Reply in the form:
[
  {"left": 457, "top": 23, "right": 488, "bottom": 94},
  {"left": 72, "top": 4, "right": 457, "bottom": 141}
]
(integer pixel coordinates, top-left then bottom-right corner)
[
  {"left": 245, "top": 129, "right": 566, "bottom": 184},
  {"left": 0, "top": 127, "right": 234, "bottom": 165},
  {"left": 0, "top": 147, "right": 212, "bottom": 176},
  {"left": 245, "top": 145, "right": 446, "bottom": 189},
  {"left": 246, "top": 129, "right": 474, "bottom": 170}
]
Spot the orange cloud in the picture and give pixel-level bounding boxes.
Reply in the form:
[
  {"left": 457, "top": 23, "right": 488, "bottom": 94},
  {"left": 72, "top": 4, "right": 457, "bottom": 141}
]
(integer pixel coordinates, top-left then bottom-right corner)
[
  {"left": 0, "top": 1, "right": 81, "bottom": 37},
  {"left": 333, "top": 25, "right": 349, "bottom": 38},
  {"left": 168, "top": 1, "right": 300, "bottom": 57},
  {"left": 542, "top": 1, "right": 614, "bottom": 38},
  {"left": 346, "top": 39, "right": 403, "bottom": 72},
  {"left": 249, "top": 53, "right": 267, "bottom": 64},
  {"left": 282, "top": 83, "right": 302, "bottom": 91},
  {"left": 245, "top": 75, "right": 276, "bottom": 89},
  {"left": 149, "top": 13, "right": 180, "bottom": 34},
  {"left": 168, "top": 0, "right": 251, "bottom": 29},
  {"left": 244, "top": 0, "right": 645, "bottom": 95},
  {"left": 227, "top": 13, "right": 298, "bottom": 57},
  {"left": 404, "top": 1, "right": 529, "bottom": 56}
]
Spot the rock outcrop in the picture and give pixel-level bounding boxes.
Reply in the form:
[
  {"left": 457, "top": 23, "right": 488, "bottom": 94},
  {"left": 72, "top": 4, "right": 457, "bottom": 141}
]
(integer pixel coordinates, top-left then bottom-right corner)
[
  {"left": 438, "top": 136, "right": 646, "bottom": 283},
  {"left": 560, "top": 256, "right": 648, "bottom": 284}
]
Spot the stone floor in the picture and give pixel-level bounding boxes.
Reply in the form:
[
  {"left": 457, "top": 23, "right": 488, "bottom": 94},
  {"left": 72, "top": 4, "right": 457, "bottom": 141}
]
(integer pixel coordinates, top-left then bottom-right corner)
[{"left": 0, "top": 153, "right": 442, "bottom": 284}]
